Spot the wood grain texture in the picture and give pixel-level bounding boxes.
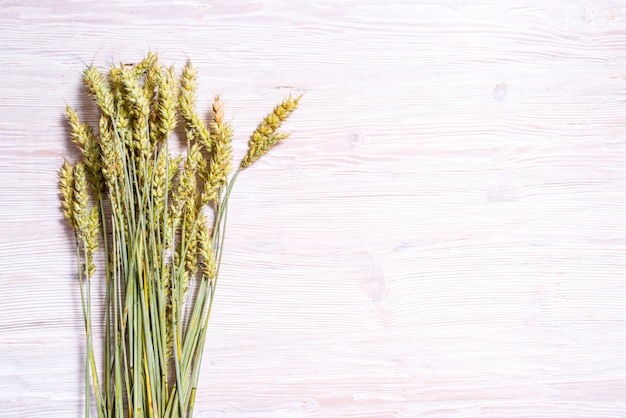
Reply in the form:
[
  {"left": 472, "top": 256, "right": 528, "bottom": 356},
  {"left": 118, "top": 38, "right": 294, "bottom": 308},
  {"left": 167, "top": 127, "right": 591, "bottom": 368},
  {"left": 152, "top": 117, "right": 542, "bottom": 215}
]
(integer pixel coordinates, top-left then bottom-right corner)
[{"left": 1, "top": 0, "right": 626, "bottom": 416}]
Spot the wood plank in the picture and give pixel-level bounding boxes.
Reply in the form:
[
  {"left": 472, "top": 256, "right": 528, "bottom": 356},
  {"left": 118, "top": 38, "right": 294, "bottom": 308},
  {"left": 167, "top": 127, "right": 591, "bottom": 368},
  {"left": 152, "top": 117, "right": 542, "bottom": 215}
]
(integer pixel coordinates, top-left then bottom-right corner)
[{"left": 1, "top": 1, "right": 625, "bottom": 416}]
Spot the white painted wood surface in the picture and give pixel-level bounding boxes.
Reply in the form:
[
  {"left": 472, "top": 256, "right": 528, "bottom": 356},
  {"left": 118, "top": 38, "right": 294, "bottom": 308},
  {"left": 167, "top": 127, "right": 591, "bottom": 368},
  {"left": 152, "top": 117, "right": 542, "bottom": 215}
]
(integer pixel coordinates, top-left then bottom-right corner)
[{"left": 1, "top": 0, "right": 626, "bottom": 416}]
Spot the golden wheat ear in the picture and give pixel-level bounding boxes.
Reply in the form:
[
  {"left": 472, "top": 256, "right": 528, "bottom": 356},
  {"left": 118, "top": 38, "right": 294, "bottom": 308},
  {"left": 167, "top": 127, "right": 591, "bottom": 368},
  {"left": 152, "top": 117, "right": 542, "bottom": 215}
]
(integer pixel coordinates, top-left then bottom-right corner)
[
  {"left": 59, "top": 159, "right": 76, "bottom": 229},
  {"left": 240, "top": 94, "right": 302, "bottom": 169},
  {"left": 201, "top": 95, "right": 233, "bottom": 205}
]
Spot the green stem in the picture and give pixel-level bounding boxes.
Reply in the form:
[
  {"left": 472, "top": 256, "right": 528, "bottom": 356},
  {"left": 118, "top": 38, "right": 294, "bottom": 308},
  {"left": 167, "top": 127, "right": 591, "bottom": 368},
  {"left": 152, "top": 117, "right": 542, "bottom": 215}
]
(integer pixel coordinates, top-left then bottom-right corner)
[{"left": 187, "top": 169, "right": 241, "bottom": 413}]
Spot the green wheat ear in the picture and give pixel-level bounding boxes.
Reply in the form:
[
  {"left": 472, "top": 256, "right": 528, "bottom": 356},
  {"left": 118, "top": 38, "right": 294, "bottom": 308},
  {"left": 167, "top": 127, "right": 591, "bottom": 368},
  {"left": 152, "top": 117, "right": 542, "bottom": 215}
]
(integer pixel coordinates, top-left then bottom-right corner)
[{"left": 59, "top": 52, "right": 301, "bottom": 417}]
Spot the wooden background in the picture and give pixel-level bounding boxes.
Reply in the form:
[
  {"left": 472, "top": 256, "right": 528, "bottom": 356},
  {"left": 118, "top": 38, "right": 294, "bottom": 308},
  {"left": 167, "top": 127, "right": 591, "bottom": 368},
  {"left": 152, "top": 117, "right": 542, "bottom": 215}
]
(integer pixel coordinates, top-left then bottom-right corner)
[{"left": 1, "top": 0, "right": 626, "bottom": 416}]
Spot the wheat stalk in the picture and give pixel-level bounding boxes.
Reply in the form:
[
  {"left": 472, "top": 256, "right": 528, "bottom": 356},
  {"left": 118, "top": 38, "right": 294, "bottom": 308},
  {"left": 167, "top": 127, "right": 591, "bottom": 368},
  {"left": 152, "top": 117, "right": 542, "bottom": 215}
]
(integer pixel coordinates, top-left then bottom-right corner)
[{"left": 60, "top": 53, "right": 300, "bottom": 418}]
